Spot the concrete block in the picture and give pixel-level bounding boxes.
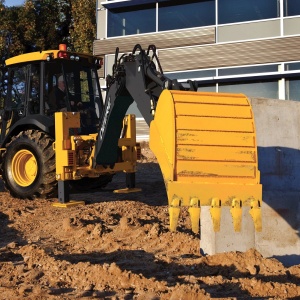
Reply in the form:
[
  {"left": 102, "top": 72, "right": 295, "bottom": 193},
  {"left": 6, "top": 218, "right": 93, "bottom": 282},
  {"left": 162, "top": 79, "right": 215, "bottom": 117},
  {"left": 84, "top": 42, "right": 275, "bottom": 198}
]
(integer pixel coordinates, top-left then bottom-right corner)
[
  {"left": 200, "top": 206, "right": 255, "bottom": 255},
  {"left": 200, "top": 97, "right": 300, "bottom": 267}
]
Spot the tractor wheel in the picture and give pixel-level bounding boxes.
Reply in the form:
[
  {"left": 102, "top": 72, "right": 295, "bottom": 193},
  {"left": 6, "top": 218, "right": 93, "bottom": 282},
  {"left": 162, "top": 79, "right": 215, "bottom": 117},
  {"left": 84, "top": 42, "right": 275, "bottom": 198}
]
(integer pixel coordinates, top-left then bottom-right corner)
[
  {"left": 69, "top": 174, "right": 114, "bottom": 193},
  {"left": 1, "top": 130, "right": 56, "bottom": 199}
]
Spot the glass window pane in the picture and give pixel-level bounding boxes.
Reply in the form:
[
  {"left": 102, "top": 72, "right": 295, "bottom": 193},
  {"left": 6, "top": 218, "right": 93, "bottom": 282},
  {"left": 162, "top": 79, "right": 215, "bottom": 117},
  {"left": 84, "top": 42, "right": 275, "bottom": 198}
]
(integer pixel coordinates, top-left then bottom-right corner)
[
  {"left": 29, "top": 64, "right": 40, "bottom": 114},
  {"left": 7, "top": 66, "right": 27, "bottom": 121},
  {"left": 158, "top": 0, "right": 215, "bottom": 31},
  {"left": 218, "top": 0, "right": 279, "bottom": 24},
  {"left": 286, "top": 78, "right": 300, "bottom": 100},
  {"left": 284, "top": 0, "right": 300, "bottom": 16},
  {"left": 219, "top": 80, "right": 278, "bottom": 98},
  {"left": 165, "top": 69, "right": 216, "bottom": 80},
  {"left": 219, "top": 65, "right": 278, "bottom": 76},
  {"left": 285, "top": 62, "right": 300, "bottom": 71},
  {"left": 108, "top": 4, "right": 156, "bottom": 37},
  {"left": 11, "top": 66, "right": 26, "bottom": 109}
]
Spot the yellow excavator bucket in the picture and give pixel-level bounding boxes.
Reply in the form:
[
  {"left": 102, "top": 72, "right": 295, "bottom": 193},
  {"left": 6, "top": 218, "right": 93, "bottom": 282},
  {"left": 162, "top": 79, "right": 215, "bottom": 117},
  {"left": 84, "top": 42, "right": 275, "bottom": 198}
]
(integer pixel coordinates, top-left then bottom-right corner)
[{"left": 149, "top": 90, "right": 262, "bottom": 233}]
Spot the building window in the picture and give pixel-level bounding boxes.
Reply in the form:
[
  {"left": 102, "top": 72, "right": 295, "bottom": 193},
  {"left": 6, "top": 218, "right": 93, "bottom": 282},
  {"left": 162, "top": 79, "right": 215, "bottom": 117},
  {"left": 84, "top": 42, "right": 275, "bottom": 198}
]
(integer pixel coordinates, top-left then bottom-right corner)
[
  {"left": 284, "top": 0, "right": 300, "bottom": 16},
  {"left": 218, "top": 65, "right": 278, "bottom": 76},
  {"left": 107, "top": 4, "right": 156, "bottom": 37},
  {"left": 218, "top": 0, "right": 279, "bottom": 24},
  {"left": 158, "top": 0, "right": 215, "bottom": 31},
  {"left": 285, "top": 62, "right": 300, "bottom": 71},
  {"left": 218, "top": 80, "right": 278, "bottom": 99},
  {"left": 165, "top": 69, "right": 216, "bottom": 80},
  {"left": 285, "top": 78, "right": 300, "bottom": 101}
]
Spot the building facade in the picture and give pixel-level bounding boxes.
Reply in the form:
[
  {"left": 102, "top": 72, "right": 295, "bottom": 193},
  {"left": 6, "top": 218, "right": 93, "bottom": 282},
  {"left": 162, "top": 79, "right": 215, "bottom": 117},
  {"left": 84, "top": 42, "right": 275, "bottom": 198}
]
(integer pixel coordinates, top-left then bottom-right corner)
[{"left": 94, "top": 0, "right": 300, "bottom": 102}]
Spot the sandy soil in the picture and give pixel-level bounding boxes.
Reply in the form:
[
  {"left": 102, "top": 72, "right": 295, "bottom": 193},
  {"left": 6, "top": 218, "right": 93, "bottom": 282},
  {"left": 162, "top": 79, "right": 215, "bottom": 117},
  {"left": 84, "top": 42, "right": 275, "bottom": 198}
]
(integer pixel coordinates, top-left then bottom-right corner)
[{"left": 0, "top": 142, "right": 299, "bottom": 299}]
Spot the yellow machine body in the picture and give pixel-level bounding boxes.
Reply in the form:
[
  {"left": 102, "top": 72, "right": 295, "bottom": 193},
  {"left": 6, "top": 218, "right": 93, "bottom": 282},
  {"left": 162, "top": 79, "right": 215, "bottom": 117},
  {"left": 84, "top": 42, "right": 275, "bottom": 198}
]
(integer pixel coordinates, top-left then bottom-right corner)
[
  {"left": 5, "top": 48, "right": 101, "bottom": 66},
  {"left": 150, "top": 90, "right": 262, "bottom": 233},
  {"left": 1, "top": 43, "right": 262, "bottom": 237},
  {"left": 54, "top": 112, "right": 139, "bottom": 182}
]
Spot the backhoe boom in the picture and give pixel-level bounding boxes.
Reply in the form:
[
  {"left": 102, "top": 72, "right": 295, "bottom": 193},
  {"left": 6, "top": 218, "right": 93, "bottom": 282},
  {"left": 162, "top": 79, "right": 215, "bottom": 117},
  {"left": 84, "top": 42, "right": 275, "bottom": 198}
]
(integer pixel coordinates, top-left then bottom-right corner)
[
  {"left": 96, "top": 44, "right": 194, "bottom": 166},
  {"left": 96, "top": 44, "right": 263, "bottom": 233}
]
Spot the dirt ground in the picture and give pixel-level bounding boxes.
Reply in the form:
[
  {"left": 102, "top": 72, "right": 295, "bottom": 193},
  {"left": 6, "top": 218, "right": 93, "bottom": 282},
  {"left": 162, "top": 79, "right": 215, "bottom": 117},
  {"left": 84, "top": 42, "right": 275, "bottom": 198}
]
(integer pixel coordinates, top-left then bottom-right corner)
[{"left": 0, "top": 142, "right": 299, "bottom": 300}]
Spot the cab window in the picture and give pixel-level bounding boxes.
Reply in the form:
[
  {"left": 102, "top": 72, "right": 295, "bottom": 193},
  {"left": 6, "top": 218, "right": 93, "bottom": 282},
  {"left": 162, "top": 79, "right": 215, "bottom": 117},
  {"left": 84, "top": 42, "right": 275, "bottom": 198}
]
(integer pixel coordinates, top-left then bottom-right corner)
[
  {"left": 10, "top": 66, "right": 27, "bottom": 110},
  {"left": 28, "top": 64, "right": 40, "bottom": 114}
]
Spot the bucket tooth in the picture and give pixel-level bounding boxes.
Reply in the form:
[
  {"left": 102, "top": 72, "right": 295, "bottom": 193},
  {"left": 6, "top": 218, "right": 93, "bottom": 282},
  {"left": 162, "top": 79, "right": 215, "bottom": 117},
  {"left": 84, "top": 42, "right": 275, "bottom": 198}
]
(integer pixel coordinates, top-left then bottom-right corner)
[
  {"left": 230, "top": 198, "right": 242, "bottom": 232},
  {"left": 169, "top": 196, "right": 181, "bottom": 232},
  {"left": 249, "top": 199, "right": 262, "bottom": 232},
  {"left": 210, "top": 198, "right": 221, "bottom": 232},
  {"left": 188, "top": 197, "right": 201, "bottom": 234}
]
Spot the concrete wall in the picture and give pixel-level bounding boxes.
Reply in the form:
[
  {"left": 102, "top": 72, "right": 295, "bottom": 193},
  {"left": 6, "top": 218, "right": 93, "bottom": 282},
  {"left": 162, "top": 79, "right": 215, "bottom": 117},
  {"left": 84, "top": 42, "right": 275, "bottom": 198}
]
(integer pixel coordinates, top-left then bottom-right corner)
[
  {"left": 251, "top": 98, "right": 300, "bottom": 266},
  {"left": 201, "top": 97, "right": 300, "bottom": 267}
]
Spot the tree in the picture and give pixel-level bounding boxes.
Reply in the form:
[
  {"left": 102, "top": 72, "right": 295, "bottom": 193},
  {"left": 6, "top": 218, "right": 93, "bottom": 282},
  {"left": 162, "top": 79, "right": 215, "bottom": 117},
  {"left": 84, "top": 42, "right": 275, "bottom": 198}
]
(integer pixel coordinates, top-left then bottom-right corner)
[
  {"left": 57, "top": 0, "right": 73, "bottom": 46},
  {"left": 0, "top": 0, "right": 96, "bottom": 57},
  {"left": 69, "top": 0, "right": 96, "bottom": 53},
  {"left": 0, "top": 6, "right": 25, "bottom": 57},
  {"left": 27, "top": 0, "right": 63, "bottom": 50}
]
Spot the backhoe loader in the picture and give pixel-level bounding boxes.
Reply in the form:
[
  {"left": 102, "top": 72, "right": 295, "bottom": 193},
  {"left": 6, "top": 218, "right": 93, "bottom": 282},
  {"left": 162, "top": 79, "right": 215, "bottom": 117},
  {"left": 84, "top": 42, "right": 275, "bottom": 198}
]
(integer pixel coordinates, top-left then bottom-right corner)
[{"left": 0, "top": 44, "right": 262, "bottom": 233}]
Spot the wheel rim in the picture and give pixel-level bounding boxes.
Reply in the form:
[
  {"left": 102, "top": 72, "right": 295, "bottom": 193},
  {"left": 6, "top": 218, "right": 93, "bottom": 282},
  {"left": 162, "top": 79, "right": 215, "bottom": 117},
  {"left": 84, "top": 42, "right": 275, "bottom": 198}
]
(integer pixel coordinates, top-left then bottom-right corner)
[{"left": 12, "top": 149, "right": 38, "bottom": 187}]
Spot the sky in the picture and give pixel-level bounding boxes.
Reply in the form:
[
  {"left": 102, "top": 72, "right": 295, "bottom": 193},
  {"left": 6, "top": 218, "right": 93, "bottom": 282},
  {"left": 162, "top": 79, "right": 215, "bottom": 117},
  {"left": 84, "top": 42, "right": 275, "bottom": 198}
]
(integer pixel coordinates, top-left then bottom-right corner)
[{"left": 5, "top": 0, "right": 24, "bottom": 7}]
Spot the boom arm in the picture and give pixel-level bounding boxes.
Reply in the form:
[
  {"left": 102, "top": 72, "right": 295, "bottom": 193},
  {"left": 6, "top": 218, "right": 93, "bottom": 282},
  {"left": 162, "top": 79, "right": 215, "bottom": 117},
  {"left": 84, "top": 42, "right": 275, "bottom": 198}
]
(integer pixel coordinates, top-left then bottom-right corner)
[
  {"left": 95, "top": 44, "right": 195, "bottom": 165},
  {"left": 95, "top": 44, "right": 262, "bottom": 234}
]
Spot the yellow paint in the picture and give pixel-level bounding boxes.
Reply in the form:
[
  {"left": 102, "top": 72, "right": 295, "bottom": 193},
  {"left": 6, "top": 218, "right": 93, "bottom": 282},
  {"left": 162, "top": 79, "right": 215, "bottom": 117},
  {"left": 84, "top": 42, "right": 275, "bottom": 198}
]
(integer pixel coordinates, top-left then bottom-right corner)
[
  {"left": 177, "top": 130, "right": 256, "bottom": 147},
  {"left": 249, "top": 199, "right": 262, "bottom": 232},
  {"left": 230, "top": 198, "right": 243, "bottom": 232},
  {"left": 5, "top": 49, "right": 103, "bottom": 66},
  {"left": 6, "top": 51, "right": 58, "bottom": 65},
  {"left": 177, "top": 115, "right": 254, "bottom": 132},
  {"left": 54, "top": 112, "right": 139, "bottom": 185},
  {"left": 150, "top": 90, "right": 262, "bottom": 233},
  {"left": 52, "top": 200, "right": 85, "bottom": 208},
  {"left": 174, "top": 102, "right": 252, "bottom": 118},
  {"left": 113, "top": 187, "right": 142, "bottom": 193},
  {"left": 210, "top": 198, "right": 221, "bottom": 232},
  {"left": 188, "top": 197, "right": 201, "bottom": 234},
  {"left": 176, "top": 145, "right": 256, "bottom": 162},
  {"left": 12, "top": 149, "right": 37, "bottom": 186},
  {"left": 169, "top": 196, "right": 181, "bottom": 232}
]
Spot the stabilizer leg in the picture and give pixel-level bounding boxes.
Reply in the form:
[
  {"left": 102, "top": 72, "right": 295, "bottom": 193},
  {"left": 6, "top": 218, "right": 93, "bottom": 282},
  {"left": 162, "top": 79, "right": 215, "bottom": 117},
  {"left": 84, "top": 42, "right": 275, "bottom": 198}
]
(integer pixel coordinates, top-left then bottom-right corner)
[
  {"left": 58, "top": 180, "right": 70, "bottom": 203},
  {"left": 113, "top": 172, "right": 142, "bottom": 194},
  {"left": 52, "top": 180, "right": 85, "bottom": 208},
  {"left": 126, "top": 172, "right": 136, "bottom": 188}
]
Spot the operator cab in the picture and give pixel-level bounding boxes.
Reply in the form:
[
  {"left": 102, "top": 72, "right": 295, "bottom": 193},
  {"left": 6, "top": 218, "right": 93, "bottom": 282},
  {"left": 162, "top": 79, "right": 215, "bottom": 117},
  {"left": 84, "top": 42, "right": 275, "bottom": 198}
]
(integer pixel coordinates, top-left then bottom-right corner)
[
  {"left": 44, "top": 59, "right": 103, "bottom": 134},
  {"left": 0, "top": 47, "right": 104, "bottom": 144}
]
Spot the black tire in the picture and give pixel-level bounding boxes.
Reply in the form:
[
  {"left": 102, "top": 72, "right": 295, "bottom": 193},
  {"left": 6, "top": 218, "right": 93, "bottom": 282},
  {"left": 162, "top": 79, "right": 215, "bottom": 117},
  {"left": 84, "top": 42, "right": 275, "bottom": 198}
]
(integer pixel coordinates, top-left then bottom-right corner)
[{"left": 1, "top": 130, "right": 56, "bottom": 199}]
